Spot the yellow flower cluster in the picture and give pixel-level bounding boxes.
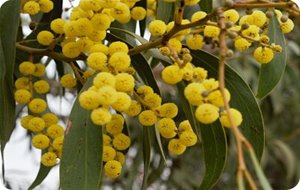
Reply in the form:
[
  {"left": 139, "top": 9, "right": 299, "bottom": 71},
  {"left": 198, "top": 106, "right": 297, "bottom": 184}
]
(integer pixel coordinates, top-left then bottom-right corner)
[
  {"left": 16, "top": 59, "right": 64, "bottom": 167},
  {"left": 22, "top": 0, "right": 54, "bottom": 15},
  {"left": 101, "top": 113, "right": 130, "bottom": 178}
]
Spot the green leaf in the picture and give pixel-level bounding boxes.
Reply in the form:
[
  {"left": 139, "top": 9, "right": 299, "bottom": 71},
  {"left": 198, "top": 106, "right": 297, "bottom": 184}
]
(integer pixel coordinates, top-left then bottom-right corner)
[
  {"left": 142, "top": 127, "right": 152, "bottom": 190},
  {"left": 135, "top": 0, "right": 147, "bottom": 37},
  {"left": 177, "top": 82, "right": 227, "bottom": 190},
  {"left": 60, "top": 76, "right": 103, "bottom": 190},
  {"left": 157, "top": 0, "right": 175, "bottom": 23},
  {"left": 191, "top": 50, "right": 265, "bottom": 159},
  {"left": 199, "top": 0, "right": 213, "bottom": 13},
  {"left": 0, "top": 0, "right": 20, "bottom": 176},
  {"left": 256, "top": 10, "right": 287, "bottom": 99},
  {"left": 28, "top": 159, "right": 52, "bottom": 190}
]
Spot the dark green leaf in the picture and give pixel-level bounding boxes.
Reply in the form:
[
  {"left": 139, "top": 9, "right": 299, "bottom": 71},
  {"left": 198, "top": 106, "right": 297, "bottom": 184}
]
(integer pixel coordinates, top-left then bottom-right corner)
[
  {"left": 256, "top": 10, "right": 287, "bottom": 99},
  {"left": 191, "top": 50, "right": 265, "bottom": 159},
  {"left": 142, "top": 127, "right": 152, "bottom": 190},
  {"left": 0, "top": 0, "right": 20, "bottom": 175},
  {"left": 157, "top": 0, "right": 175, "bottom": 23},
  {"left": 60, "top": 76, "right": 103, "bottom": 190},
  {"left": 199, "top": 0, "right": 213, "bottom": 13},
  {"left": 177, "top": 82, "right": 227, "bottom": 190},
  {"left": 28, "top": 160, "right": 52, "bottom": 190}
]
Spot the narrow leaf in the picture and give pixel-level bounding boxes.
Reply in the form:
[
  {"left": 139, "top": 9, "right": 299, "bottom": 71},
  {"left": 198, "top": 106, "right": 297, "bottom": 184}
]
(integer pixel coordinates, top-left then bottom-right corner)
[
  {"left": 28, "top": 161, "right": 52, "bottom": 190},
  {"left": 157, "top": 0, "right": 175, "bottom": 23},
  {"left": 199, "top": 0, "right": 213, "bottom": 13},
  {"left": 257, "top": 10, "right": 287, "bottom": 99},
  {"left": 191, "top": 50, "right": 265, "bottom": 159},
  {"left": 0, "top": 0, "right": 20, "bottom": 179},
  {"left": 142, "top": 127, "right": 152, "bottom": 190},
  {"left": 60, "top": 76, "right": 103, "bottom": 190}
]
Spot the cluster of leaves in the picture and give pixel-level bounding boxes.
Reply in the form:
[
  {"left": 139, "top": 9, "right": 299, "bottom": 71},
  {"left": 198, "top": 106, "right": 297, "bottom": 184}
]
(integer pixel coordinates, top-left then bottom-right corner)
[{"left": 0, "top": 0, "right": 298, "bottom": 189}]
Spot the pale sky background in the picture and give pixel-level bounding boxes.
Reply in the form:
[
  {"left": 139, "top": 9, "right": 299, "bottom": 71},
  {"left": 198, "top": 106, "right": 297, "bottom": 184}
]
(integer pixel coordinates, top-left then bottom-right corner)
[{"left": 0, "top": 0, "right": 300, "bottom": 189}]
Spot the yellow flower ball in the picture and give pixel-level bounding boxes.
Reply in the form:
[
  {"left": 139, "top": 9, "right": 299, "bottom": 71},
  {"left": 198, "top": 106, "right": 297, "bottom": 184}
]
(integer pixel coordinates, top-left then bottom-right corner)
[
  {"left": 138, "top": 110, "right": 157, "bottom": 126},
  {"left": 77, "top": 37, "right": 94, "bottom": 52},
  {"left": 115, "top": 151, "right": 125, "bottom": 165},
  {"left": 47, "top": 124, "right": 64, "bottom": 139},
  {"left": 21, "top": 115, "right": 34, "bottom": 129},
  {"left": 149, "top": 20, "right": 167, "bottom": 36},
  {"left": 195, "top": 103, "right": 219, "bottom": 124},
  {"left": 33, "top": 63, "right": 46, "bottom": 77},
  {"left": 23, "top": 1, "right": 40, "bottom": 15},
  {"left": 207, "top": 88, "right": 231, "bottom": 107},
  {"left": 156, "top": 103, "right": 178, "bottom": 118},
  {"left": 193, "top": 67, "right": 208, "bottom": 81},
  {"left": 202, "top": 78, "right": 219, "bottom": 91},
  {"left": 247, "top": 10, "right": 267, "bottom": 27},
  {"left": 62, "top": 42, "right": 81, "bottom": 58},
  {"left": 241, "top": 25, "right": 260, "bottom": 41},
  {"left": 184, "top": 82, "right": 205, "bottom": 106},
  {"left": 79, "top": 90, "right": 102, "bottom": 109},
  {"left": 234, "top": 37, "right": 252, "bottom": 51},
  {"left": 50, "top": 18, "right": 65, "bottom": 34},
  {"left": 113, "top": 133, "right": 131, "bottom": 150},
  {"left": 14, "top": 89, "right": 32, "bottom": 104},
  {"left": 87, "top": 52, "right": 107, "bottom": 71},
  {"left": 39, "top": 0, "right": 54, "bottom": 13},
  {"left": 157, "top": 118, "right": 177, "bottom": 139},
  {"left": 37, "top": 30, "right": 54, "bottom": 46},
  {"left": 15, "top": 77, "right": 30, "bottom": 90},
  {"left": 186, "top": 34, "right": 204, "bottom": 50},
  {"left": 74, "top": 18, "right": 93, "bottom": 36},
  {"left": 191, "top": 11, "right": 207, "bottom": 22},
  {"left": 136, "top": 85, "right": 154, "bottom": 96},
  {"left": 28, "top": 117, "right": 46, "bottom": 132},
  {"left": 168, "top": 139, "right": 186, "bottom": 155},
  {"left": 161, "top": 65, "right": 183, "bottom": 85},
  {"left": 52, "top": 136, "right": 64, "bottom": 151},
  {"left": 178, "top": 120, "right": 193, "bottom": 132},
  {"left": 32, "top": 134, "right": 50, "bottom": 149},
  {"left": 33, "top": 80, "right": 50, "bottom": 94},
  {"left": 93, "top": 72, "right": 116, "bottom": 88},
  {"left": 103, "top": 134, "right": 112, "bottom": 146},
  {"left": 131, "top": 6, "right": 146, "bottom": 21},
  {"left": 19, "top": 61, "right": 35, "bottom": 76},
  {"left": 124, "top": 100, "right": 141, "bottom": 117},
  {"left": 104, "top": 160, "right": 122, "bottom": 178},
  {"left": 115, "top": 73, "right": 135, "bottom": 92},
  {"left": 42, "top": 113, "right": 58, "bottom": 127},
  {"left": 60, "top": 73, "right": 77, "bottom": 89},
  {"left": 98, "top": 86, "right": 118, "bottom": 106},
  {"left": 91, "top": 13, "right": 111, "bottom": 31},
  {"left": 179, "top": 131, "right": 197, "bottom": 147},
  {"left": 91, "top": 107, "right": 112, "bottom": 125},
  {"left": 108, "top": 41, "right": 129, "bottom": 55},
  {"left": 144, "top": 93, "right": 162, "bottom": 109},
  {"left": 219, "top": 108, "right": 243, "bottom": 128},
  {"left": 89, "top": 43, "right": 109, "bottom": 54},
  {"left": 110, "top": 2, "right": 131, "bottom": 23},
  {"left": 224, "top": 9, "right": 240, "bottom": 24},
  {"left": 108, "top": 52, "right": 131, "bottom": 71},
  {"left": 41, "top": 152, "right": 57, "bottom": 167},
  {"left": 87, "top": 30, "right": 106, "bottom": 42},
  {"left": 106, "top": 114, "right": 124, "bottom": 135},
  {"left": 28, "top": 98, "right": 47, "bottom": 113},
  {"left": 111, "top": 92, "right": 131, "bottom": 112},
  {"left": 204, "top": 25, "right": 220, "bottom": 38},
  {"left": 253, "top": 47, "right": 274, "bottom": 64},
  {"left": 103, "top": 146, "right": 116, "bottom": 162},
  {"left": 280, "top": 19, "right": 294, "bottom": 34},
  {"left": 168, "top": 38, "right": 182, "bottom": 53}
]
